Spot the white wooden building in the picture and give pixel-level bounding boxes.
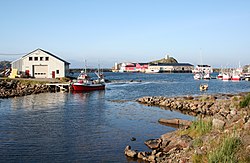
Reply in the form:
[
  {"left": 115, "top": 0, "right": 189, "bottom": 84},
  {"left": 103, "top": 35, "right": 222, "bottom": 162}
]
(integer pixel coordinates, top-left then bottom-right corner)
[{"left": 11, "top": 48, "right": 70, "bottom": 78}]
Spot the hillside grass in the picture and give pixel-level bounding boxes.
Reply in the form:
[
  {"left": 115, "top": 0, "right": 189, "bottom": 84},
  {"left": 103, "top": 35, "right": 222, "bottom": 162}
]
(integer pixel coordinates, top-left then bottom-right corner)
[
  {"left": 179, "top": 118, "right": 212, "bottom": 138},
  {"left": 240, "top": 93, "right": 250, "bottom": 108},
  {"left": 208, "top": 134, "right": 241, "bottom": 163}
]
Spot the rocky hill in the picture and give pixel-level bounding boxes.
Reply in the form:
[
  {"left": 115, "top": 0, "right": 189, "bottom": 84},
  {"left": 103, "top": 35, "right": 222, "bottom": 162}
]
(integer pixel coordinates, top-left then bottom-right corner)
[{"left": 150, "top": 55, "right": 178, "bottom": 64}]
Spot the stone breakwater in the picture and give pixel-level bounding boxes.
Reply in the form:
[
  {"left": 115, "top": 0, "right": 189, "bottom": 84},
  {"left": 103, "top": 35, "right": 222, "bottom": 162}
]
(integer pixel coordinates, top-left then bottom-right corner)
[
  {"left": 125, "top": 93, "right": 250, "bottom": 162},
  {"left": 0, "top": 79, "right": 50, "bottom": 98},
  {"left": 136, "top": 94, "right": 248, "bottom": 116}
]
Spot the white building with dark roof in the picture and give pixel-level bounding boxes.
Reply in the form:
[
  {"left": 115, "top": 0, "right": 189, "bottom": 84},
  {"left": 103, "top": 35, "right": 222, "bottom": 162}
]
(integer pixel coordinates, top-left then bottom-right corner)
[
  {"left": 11, "top": 48, "right": 70, "bottom": 78},
  {"left": 149, "top": 63, "right": 194, "bottom": 73}
]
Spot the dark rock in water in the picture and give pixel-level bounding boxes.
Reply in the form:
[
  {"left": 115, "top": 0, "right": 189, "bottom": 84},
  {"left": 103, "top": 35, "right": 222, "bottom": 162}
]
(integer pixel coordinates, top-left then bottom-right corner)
[{"left": 130, "top": 137, "right": 136, "bottom": 141}]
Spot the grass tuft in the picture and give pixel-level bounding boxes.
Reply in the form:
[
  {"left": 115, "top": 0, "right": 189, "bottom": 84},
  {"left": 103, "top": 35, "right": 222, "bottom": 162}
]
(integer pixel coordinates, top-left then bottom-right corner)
[
  {"left": 239, "top": 93, "right": 250, "bottom": 108},
  {"left": 189, "top": 118, "right": 213, "bottom": 137},
  {"left": 208, "top": 134, "right": 241, "bottom": 163}
]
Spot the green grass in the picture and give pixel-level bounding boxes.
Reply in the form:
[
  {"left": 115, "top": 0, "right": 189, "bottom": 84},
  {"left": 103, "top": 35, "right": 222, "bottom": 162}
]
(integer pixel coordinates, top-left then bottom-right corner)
[
  {"left": 192, "top": 154, "right": 207, "bottom": 163},
  {"left": 239, "top": 93, "right": 250, "bottom": 108},
  {"left": 208, "top": 134, "right": 241, "bottom": 163},
  {"left": 193, "top": 138, "right": 203, "bottom": 148},
  {"left": 18, "top": 80, "right": 47, "bottom": 85},
  {"left": 189, "top": 118, "right": 213, "bottom": 137},
  {"left": 178, "top": 118, "right": 212, "bottom": 138}
]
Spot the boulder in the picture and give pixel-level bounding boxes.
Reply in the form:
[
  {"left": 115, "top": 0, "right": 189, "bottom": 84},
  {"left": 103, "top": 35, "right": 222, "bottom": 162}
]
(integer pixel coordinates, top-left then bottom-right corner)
[
  {"left": 212, "top": 118, "right": 225, "bottom": 130},
  {"left": 244, "top": 120, "right": 250, "bottom": 130},
  {"left": 158, "top": 118, "right": 192, "bottom": 127},
  {"left": 124, "top": 145, "right": 137, "bottom": 158},
  {"left": 144, "top": 138, "right": 162, "bottom": 149}
]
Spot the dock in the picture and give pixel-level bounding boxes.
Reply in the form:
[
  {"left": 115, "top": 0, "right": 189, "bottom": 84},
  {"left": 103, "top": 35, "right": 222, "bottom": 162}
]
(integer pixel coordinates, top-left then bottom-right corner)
[{"left": 46, "top": 83, "right": 71, "bottom": 92}]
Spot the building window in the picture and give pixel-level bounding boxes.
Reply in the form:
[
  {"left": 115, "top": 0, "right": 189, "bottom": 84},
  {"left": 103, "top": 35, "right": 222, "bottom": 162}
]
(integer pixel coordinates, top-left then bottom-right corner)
[
  {"left": 40, "top": 57, "right": 43, "bottom": 61},
  {"left": 45, "top": 57, "right": 49, "bottom": 61},
  {"left": 34, "top": 57, "right": 38, "bottom": 61},
  {"left": 29, "top": 57, "right": 32, "bottom": 61},
  {"left": 56, "top": 70, "right": 59, "bottom": 74}
]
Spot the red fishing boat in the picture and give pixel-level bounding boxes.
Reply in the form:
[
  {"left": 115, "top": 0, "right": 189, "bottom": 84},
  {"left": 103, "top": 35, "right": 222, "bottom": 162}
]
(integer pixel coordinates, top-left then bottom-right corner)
[{"left": 71, "top": 68, "right": 105, "bottom": 91}]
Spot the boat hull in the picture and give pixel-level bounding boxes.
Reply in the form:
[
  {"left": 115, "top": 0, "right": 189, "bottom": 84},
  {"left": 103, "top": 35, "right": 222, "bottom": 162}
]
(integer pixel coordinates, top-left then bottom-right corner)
[
  {"left": 231, "top": 77, "right": 240, "bottom": 81},
  {"left": 72, "top": 84, "right": 105, "bottom": 91}
]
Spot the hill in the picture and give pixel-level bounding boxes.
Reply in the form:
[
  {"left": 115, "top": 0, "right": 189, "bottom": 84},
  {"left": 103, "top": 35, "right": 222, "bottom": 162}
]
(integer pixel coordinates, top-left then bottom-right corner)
[
  {"left": 150, "top": 55, "right": 178, "bottom": 64},
  {"left": 0, "top": 61, "right": 11, "bottom": 70}
]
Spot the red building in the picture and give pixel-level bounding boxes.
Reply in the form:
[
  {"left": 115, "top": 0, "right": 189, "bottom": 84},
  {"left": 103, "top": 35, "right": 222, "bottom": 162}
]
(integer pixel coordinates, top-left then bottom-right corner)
[
  {"left": 125, "top": 63, "right": 136, "bottom": 72},
  {"left": 136, "top": 63, "right": 148, "bottom": 72},
  {"left": 125, "top": 63, "right": 148, "bottom": 72}
]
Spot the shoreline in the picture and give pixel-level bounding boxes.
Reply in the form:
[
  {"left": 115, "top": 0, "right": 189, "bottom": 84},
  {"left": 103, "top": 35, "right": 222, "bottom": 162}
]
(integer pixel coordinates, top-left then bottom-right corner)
[
  {"left": 0, "top": 78, "right": 64, "bottom": 98},
  {"left": 125, "top": 93, "right": 250, "bottom": 162}
]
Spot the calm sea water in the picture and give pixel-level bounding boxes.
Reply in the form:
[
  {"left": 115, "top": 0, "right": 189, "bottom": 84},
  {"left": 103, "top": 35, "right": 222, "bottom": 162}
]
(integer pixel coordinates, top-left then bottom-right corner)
[{"left": 0, "top": 73, "right": 249, "bottom": 162}]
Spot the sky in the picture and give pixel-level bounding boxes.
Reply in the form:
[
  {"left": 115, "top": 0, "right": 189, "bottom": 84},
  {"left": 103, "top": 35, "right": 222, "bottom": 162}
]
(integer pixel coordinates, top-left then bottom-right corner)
[{"left": 0, "top": 0, "right": 250, "bottom": 68}]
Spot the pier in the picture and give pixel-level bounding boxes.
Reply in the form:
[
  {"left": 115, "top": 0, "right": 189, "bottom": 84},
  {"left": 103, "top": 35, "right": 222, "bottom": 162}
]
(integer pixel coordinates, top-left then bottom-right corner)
[{"left": 46, "top": 83, "right": 71, "bottom": 92}]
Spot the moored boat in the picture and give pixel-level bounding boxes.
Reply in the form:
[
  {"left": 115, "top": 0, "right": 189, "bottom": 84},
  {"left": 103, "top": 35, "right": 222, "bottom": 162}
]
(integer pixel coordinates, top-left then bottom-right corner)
[
  {"left": 222, "top": 73, "right": 231, "bottom": 81},
  {"left": 203, "top": 73, "right": 211, "bottom": 80},
  {"left": 217, "top": 73, "right": 223, "bottom": 80},
  {"left": 231, "top": 74, "right": 241, "bottom": 81},
  {"left": 71, "top": 67, "right": 105, "bottom": 91},
  {"left": 193, "top": 73, "right": 202, "bottom": 80},
  {"left": 244, "top": 73, "right": 250, "bottom": 81},
  {"left": 200, "top": 84, "right": 208, "bottom": 91}
]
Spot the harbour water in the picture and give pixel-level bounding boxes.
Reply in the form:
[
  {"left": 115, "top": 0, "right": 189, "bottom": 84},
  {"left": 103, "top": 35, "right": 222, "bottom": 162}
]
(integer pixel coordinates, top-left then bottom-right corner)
[{"left": 0, "top": 73, "right": 249, "bottom": 162}]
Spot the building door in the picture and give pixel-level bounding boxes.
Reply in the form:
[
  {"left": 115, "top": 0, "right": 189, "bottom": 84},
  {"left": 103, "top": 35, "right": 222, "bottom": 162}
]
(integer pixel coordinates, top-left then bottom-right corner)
[
  {"left": 34, "top": 65, "right": 48, "bottom": 78},
  {"left": 52, "top": 71, "right": 55, "bottom": 78}
]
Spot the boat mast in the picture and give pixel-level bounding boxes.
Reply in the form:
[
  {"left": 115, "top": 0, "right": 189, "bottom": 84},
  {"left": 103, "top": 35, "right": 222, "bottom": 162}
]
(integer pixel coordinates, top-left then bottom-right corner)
[{"left": 84, "top": 60, "right": 87, "bottom": 73}]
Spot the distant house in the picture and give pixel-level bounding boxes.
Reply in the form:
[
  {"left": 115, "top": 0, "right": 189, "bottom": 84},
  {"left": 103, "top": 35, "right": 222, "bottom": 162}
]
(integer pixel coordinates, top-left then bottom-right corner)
[
  {"left": 149, "top": 63, "right": 194, "bottom": 73},
  {"left": 125, "top": 63, "right": 137, "bottom": 72},
  {"left": 136, "top": 63, "right": 148, "bottom": 72},
  {"left": 11, "top": 48, "right": 70, "bottom": 78},
  {"left": 123, "top": 63, "right": 149, "bottom": 72}
]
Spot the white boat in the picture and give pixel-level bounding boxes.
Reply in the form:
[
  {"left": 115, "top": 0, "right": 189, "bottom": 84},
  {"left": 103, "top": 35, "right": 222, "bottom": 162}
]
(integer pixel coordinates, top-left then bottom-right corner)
[
  {"left": 231, "top": 73, "right": 241, "bottom": 81},
  {"left": 231, "top": 68, "right": 243, "bottom": 81},
  {"left": 203, "top": 73, "right": 211, "bottom": 80},
  {"left": 194, "top": 73, "right": 202, "bottom": 80},
  {"left": 145, "top": 68, "right": 160, "bottom": 73},
  {"left": 222, "top": 73, "right": 231, "bottom": 81},
  {"left": 192, "top": 65, "right": 213, "bottom": 74},
  {"left": 244, "top": 73, "right": 250, "bottom": 81}
]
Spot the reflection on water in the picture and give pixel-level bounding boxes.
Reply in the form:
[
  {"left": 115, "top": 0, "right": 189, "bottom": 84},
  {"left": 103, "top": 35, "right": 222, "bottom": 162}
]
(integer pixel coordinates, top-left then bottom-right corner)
[{"left": 11, "top": 92, "right": 69, "bottom": 111}]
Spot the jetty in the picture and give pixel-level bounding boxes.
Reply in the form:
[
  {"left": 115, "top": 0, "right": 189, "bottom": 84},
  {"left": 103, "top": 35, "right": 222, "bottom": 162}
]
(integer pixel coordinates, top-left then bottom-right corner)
[{"left": 46, "top": 83, "right": 71, "bottom": 92}]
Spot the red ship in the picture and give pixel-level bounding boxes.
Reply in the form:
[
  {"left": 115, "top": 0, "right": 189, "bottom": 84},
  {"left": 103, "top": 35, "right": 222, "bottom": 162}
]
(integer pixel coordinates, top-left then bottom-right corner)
[{"left": 71, "top": 68, "right": 105, "bottom": 91}]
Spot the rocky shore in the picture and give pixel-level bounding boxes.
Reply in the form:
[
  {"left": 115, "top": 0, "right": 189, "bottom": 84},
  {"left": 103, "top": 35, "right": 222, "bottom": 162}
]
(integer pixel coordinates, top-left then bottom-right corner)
[
  {"left": 125, "top": 93, "right": 250, "bottom": 162},
  {"left": 0, "top": 79, "right": 51, "bottom": 98}
]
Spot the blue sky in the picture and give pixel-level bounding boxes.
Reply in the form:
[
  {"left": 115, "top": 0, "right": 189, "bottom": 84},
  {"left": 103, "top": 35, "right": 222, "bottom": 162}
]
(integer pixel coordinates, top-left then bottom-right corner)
[{"left": 0, "top": 0, "right": 250, "bottom": 68}]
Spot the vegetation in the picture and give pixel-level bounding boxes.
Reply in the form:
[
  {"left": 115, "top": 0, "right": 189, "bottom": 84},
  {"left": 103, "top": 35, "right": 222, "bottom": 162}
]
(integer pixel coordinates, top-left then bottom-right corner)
[
  {"left": 188, "top": 118, "right": 212, "bottom": 137},
  {"left": 18, "top": 79, "right": 47, "bottom": 85},
  {"left": 239, "top": 93, "right": 250, "bottom": 108},
  {"left": 2, "top": 78, "right": 47, "bottom": 85},
  {"left": 208, "top": 134, "right": 241, "bottom": 163},
  {"left": 150, "top": 56, "right": 178, "bottom": 64}
]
